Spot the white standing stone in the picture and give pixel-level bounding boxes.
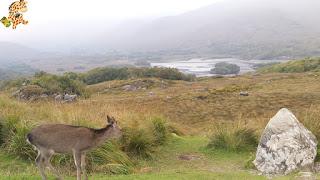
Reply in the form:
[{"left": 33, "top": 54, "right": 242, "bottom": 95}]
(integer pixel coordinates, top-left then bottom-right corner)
[{"left": 254, "top": 108, "right": 318, "bottom": 175}]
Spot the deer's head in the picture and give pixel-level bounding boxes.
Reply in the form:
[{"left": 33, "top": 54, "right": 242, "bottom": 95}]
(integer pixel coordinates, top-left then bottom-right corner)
[{"left": 106, "top": 115, "right": 122, "bottom": 139}]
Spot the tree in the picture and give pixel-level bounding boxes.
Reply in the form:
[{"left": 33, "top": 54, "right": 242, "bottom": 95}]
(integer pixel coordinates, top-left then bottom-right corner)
[{"left": 210, "top": 62, "right": 240, "bottom": 75}]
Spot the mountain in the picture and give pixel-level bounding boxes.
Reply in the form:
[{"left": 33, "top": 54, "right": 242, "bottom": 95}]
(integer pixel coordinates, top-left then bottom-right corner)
[
  {"left": 0, "top": 41, "right": 43, "bottom": 62},
  {"left": 102, "top": 0, "right": 320, "bottom": 59},
  {"left": 0, "top": 42, "right": 40, "bottom": 80},
  {"left": 0, "top": 62, "right": 38, "bottom": 80}
]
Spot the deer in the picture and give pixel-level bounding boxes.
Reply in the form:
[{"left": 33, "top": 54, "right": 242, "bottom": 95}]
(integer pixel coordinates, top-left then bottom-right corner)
[{"left": 26, "top": 116, "right": 122, "bottom": 180}]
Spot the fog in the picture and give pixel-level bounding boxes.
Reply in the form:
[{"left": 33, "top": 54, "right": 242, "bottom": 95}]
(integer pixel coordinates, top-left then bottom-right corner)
[
  {"left": 0, "top": 0, "right": 221, "bottom": 52},
  {"left": 1, "top": 0, "right": 320, "bottom": 59}
]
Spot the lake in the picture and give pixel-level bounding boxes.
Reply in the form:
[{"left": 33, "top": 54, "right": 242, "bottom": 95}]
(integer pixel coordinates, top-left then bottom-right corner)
[{"left": 151, "top": 58, "right": 286, "bottom": 77}]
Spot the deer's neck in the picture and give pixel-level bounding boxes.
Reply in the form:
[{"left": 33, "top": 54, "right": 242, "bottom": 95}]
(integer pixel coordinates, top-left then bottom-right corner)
[{"left": 93, "top": 125, "right": 112, "bottom": 146}]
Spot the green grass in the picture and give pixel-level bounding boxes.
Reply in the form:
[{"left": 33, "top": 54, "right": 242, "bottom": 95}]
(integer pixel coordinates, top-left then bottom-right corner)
[
  {"left": 0, "top": 136, "right": 317, "bottom": 180},
  {"left": 0, "top": 172, "right": 265, "bottom": 180}
]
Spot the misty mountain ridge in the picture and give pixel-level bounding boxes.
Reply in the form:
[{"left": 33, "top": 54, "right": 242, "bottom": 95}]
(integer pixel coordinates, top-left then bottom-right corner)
[
  {"left": 2, "top": 0, "right": 320, "bottom": 63},
  {"left": 102, "top": 0, "right": 320, "bottom": 59}
]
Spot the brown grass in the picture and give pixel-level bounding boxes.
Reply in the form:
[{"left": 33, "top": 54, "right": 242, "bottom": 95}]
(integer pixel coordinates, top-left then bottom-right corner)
[{"left": 1, "top": 72, "right": 320, "bottom": 136}]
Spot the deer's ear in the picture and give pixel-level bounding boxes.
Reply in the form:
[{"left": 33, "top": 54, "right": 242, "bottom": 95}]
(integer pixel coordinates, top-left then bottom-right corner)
[{"left": 107, "top": 115, "right": 113, "bottom": 124}]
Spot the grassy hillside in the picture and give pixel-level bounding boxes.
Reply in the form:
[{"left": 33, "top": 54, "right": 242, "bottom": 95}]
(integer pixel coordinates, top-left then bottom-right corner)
[
  {"left": 1, "top": 72, "right": 320, "bottom": 179},
  {"left": 258, "top": 58, "right": 320, "bottom": 73}
]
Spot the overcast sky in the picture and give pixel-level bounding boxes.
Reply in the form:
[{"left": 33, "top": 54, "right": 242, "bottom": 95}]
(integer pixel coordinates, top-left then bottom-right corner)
[
  {"left": 0, "top": 0, "right": 221, "bottom": 22},
  {"left": 0, "top": 0, "right": 222, "bottom": 48}
]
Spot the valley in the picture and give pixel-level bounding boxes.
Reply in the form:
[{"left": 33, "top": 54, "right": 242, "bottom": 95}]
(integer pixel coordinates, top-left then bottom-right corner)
[{"left": 1, "top": 60, "right": 320, "bottom": 179}]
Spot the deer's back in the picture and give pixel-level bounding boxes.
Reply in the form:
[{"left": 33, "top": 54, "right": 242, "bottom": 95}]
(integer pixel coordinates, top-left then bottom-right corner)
[{"left": 28, "top": 124, "right": 95, "bottom": 153}]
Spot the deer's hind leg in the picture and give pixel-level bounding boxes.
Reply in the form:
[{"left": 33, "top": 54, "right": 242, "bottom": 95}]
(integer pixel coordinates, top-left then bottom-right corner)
[
  {"left": 35, "top": 150, "right": 47, "bottom": 180},
  {"left": 81, "top": 153, "right": 88, "bottom": 180},
  {"left": 42, "top": 149, "right": 63, "bottom": 180}
]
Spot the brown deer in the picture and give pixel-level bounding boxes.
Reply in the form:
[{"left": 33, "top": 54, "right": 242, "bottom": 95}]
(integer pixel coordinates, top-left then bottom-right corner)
[{"left": 26, "top": 116, "right": 122, "bottom": 180}]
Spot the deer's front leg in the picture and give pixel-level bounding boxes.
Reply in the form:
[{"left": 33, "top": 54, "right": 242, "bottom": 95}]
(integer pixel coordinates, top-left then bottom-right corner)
[{"left": 73, "top": 150, "right": 82, "bottom": 180}]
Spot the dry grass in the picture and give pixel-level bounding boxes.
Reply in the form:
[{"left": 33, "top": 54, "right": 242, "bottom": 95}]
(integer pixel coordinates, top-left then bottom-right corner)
[
  {"left": 1, "top": 72, "right": 320, "bottom": 136},
  {"left": 1, "top": 72, "right": 320, "bottom": 178}
]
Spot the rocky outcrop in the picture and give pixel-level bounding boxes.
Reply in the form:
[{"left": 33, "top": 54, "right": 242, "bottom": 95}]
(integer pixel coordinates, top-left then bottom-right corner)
[
  {"left": 254, "top": 108, "right": 317, "bottom": 175},
  {"left": 12, "top": 86, "right": 78, "bottom": 103},
  {"left": 12, "top": 85, "right": 46, "bottom": 101},
  {"left": 63, "top": 94, "right": 77, "bottom": 102}
]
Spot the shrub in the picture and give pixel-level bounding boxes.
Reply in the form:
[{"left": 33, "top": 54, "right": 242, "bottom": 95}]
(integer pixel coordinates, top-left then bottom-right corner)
[
  {"left": 252, "top": 62, "right": 280, "bottom": 70},
  {"left": 82, "top": 67, "right": 195, "bottom": 85},
  {"left": 210, "top": 62, "right": 240, "bottom": 75},
  {"left": 258, "top": 57, "right": 320, "bottom": 73},
  {"left": 207, "top": 127, "right": 258, "bottom": 152},
  {"left": 19, "top": 85, "right": 45, "bottom": 98},
  {"left": 82, "top": 68, "right": 130, "bottom": 85},
  {"left": 0, "top": 77, "right": 30, "bottom": 90},
  {"left": 32, "top": 72, "right": 87, "bottom": 96}
]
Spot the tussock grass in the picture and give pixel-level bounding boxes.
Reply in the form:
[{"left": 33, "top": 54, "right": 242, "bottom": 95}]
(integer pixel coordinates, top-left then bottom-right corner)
[
  {"left": 0, "top": 115, "right": 36, "bottom": 161},
  {"left": 48, "top": 141, "right": 134, "bottom": 175},
  {"left": 152, "top": 117, "right": 169, "bottom": 145},
  {"left": 121, "top": 117, "right": 170, "bottom": 159},
  {"left": 207, "top": 122, "right": 258, "bottom": 152},
  {"left": 299, "top": 105, "right": 320, "bottom": 162},
  {"left": 88, "top": 142, "right": 133, "bottom": 174},
  {"left": 121, "top": 128, "right": 154, "bottom": 159},
  {"left": 301, "top": 105, "right": 320, "bottom": 139}
]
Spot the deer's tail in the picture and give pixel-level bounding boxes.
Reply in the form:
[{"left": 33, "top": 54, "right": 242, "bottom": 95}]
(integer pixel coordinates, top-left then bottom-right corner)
[{"left": 26, "top": 133, "right": 34, "bottom": 145}]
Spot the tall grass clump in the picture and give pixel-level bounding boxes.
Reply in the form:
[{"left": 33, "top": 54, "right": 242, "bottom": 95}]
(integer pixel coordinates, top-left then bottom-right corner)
[
  {"left": 301, "top": 106, "right": 320, "bottom": 162},
  {"left": 42, "top": 141, "right": 134, "bottom": 175},
  {"left": 152, "top": 117, "right": 169, "bottom": 145},
  {"left": 0, "top": 115, "right": 36, "bottom": 160},
  {"left": 121, "top": 117, "right": 170, "bottom": 159},
  {"left": 207, "top": 125, "right": 258, "bottom": 152},
  {"left": 88, "top": 141, "right": 133, "bottom": 174},
  {"left": 121, "top": 128, "right": 154, "bottom": 159}
]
